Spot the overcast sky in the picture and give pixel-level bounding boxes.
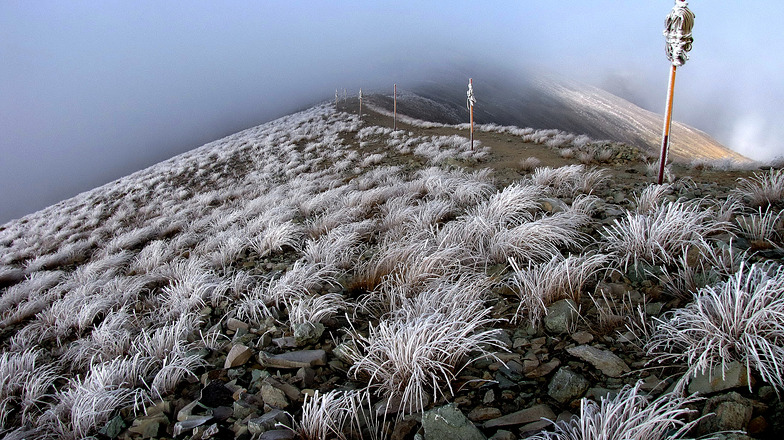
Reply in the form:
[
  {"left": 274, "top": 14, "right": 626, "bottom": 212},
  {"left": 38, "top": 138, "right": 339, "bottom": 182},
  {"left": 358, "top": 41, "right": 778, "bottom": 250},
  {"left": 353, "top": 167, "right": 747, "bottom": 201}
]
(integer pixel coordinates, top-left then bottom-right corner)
[{"left": 2, "top": 1, "right": 783, "bottom": 223}]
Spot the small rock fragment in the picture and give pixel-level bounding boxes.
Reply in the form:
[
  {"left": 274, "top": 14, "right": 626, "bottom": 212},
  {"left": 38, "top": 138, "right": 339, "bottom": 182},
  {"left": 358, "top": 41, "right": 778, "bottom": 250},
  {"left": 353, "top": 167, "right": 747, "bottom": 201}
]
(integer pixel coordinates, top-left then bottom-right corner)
[
  {"left": 259, "top": 349, "right": 327, "bottom": 369},
  {"left": 224, "top": 344, "right": 253, "bottom": 369},
  {"left": 543, "top": 299, "right": 579, "bottom": 334},
  {"left": 422, "top": 404, "right": 485, "bottom": 440},
  {"left": 548, "top": 368, "right": 590, "bottom": 404},
  {"left": 468, "top": 407, "right": 502, "bottom": 422},
  {"left": 566, "top": 345, "right": 630, "bottom": 378},
  {"left": 173, "top": 416, "right": 213, "bottom": 437}
]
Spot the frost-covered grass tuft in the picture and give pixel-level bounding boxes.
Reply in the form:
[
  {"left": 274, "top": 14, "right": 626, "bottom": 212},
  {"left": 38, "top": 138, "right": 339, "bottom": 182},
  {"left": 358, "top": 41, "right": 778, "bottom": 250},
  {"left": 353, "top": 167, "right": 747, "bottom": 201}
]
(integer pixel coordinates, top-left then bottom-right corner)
[
  {"left": 601, "top": 200, "right": 729, "bottom": 271},
  {"left": 647, "top": 262, "right": 784, "bottom": 393},
  {"left": 531, "top": 165, "right": 607, "bottom": 197},
  {"left": 0, "top": 349, "right": 59, "bottom": 429},
  {"left": 346, "top": 296, "right": 503, "bottom": 415},
  {"left": 736, "top": 206, "right": 782, "bottom": 247},
  {"left": 508, "top": 253, "right": 608, "bottom": 324},
  {"left": 527, "top": 381, "right": 703, "bottom": 440},
  {"left": 733, "top": 168, "right": 784, "bottom": 207},
  {"left": 285, "top": 292, "right": 347, "bottom": 329},
  {"left": 518, "top": 156, "right": 542, "bottom": 172}
]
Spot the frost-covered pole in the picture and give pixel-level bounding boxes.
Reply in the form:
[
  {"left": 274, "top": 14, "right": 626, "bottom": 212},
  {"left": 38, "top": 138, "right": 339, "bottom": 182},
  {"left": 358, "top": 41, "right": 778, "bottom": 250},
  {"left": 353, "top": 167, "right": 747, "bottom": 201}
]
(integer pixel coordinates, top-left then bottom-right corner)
[
  {"left": 335, "top": 89, "right": 339, "bottom": 109},
  {"left": 657, "top": 0, "right": 695, "bottom": 184},
  {"left": 467, "top": 78, "right": 476, "bottom": 150},
  {"left": 359, "top": 88, "right": 363, "bottom": 120},
  {"left": 394, "top": 83, "right": 397, "bottom": 131}
]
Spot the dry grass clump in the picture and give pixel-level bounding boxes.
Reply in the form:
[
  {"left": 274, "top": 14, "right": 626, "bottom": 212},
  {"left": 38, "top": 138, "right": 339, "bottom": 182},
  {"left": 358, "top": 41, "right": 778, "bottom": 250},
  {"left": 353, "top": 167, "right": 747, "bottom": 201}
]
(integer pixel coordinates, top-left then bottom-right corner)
[
  {"left": 508, "top": 253, "right": 608, "bottom": 324},
  {"left": 531, "top": 165, "right": 608, "bottom": 196},
  {"left": 633, "top": 184, "right": 671, "bottom": 214},
  {"left": 518, "top": 156, "right": 542, "bottom": 172},
  {"left": 736, "top": 206, "right": 782, "bottom": 248},
  {"left": 487, "top": 213, "right": 587, "bottom": 265},
  {"left": 0, "top": 349, "right": 59, "bottom": 429},
  {"left": 285, "top": 389, "right": 384, "bottom": 440},
  {"left": 733, "top": 168, "right": 784, "bottom": 207},
  {"left": 656, "top": 243, "right": 746, "bottom": 300},
  {"left": 345, "top": 290, "right": 503, "bottom": 416},
  {"left": 527, "top": 381, "right": 703, "bottom": 440},
  {"left": 601, "top": 199, "right": 730, "bottom": 272},
  {"left": 647, "top": 262, "right": 784, "bottom": 393}
]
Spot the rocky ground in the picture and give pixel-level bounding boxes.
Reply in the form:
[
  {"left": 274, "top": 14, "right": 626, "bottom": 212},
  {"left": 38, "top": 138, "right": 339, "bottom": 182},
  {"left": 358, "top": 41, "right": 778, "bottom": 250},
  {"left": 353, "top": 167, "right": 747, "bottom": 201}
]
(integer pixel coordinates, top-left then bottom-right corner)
[{"left": 1, "top": 101, "right": 782, "bottom": 440}]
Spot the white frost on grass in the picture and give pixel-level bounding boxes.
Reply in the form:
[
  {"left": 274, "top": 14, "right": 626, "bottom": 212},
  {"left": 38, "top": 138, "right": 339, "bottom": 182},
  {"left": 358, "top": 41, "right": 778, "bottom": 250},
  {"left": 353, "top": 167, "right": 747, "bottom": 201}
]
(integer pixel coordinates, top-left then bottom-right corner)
[{"left": 647, "top": 262, "right": 784, "bottom": 394}]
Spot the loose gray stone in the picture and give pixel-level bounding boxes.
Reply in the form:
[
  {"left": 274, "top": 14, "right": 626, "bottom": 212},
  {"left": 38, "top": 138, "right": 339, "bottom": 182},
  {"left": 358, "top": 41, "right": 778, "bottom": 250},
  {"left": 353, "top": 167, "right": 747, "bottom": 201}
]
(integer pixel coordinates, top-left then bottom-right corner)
[
  {"left": 543, "top": 299, "right": 578, "bottom": 334},
  {"left": 173, "top": 416, "right": 213, "bottom": 437},
  {"left": 128, "top": 415, "right": 167, "bottom": 438},
  {"left": 571, "top": 331, "right": 594, "bottom": 345},
  {"left": 99, "top": 414, "right": 126, "bottom": 438},
  {"left": 422, "top": 404, "right": 486, "bottom": 440},
  {"left": 483, "top": 404, "right": 555, "bottom": 428},
  {"left": 488, "top": 430, "right": 516, "bottom": 440},
  {"left": 226, "top": 318, "right": 250, "bottom": 331},
  {"left": 699, "top": 392, "right": 754, "bottom": 433},
  {"left": 293, "top": 321, "right": 325, "bottom": 346},
  {"left": 260, "top": 383, "right": 289, "bottom": 409},
  {"left": 224, "top": 344, "right": 253, "bottom": 369},
  {"left": 548, "top": 368, "right": 590, "bottom": 404},
  {"left": 566, "top": 345, "right": 630, "bottom": 378},
  {"left": 688, "top": 361, "right": 753, "bottom": 395},
  {"left": 468, "top": 407, "right": 502, "bottom": 422},
  {"left": 525, "top": 359, "right": 561, "bottom": 379},
  {"left": 333, "top": 341, "right": 358, "bottom": 365},
  {"left": 272, "top": 336, "right": 298, "bottom": 348},
  {"left": 519, "top": 419, "right": 554, "bottom": 436},
  {"left": 259, "top": 349, "right": 327, "bottom": 369},
  {"left": 233, "top": 400, "right": 255, "bottom": 421},
  {"left": 259, "top": 430, "right": 298, "bottom": 440},
  {"left": 248, "top": 409, "right": 289, "bottom": 434}
]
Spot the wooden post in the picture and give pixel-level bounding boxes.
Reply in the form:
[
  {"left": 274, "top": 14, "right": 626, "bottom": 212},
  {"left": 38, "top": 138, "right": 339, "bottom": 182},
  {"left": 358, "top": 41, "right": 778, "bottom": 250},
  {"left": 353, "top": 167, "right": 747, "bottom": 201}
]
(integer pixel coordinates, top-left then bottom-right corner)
[
  {"left": 469, "top": 78, "right": 474, "bottom": 150},
  {"left": 657, "top": 65, "right": 677, "bottom": 184},
  {"left": 394, "top": 84, "right": 397, "bottom": 131}
]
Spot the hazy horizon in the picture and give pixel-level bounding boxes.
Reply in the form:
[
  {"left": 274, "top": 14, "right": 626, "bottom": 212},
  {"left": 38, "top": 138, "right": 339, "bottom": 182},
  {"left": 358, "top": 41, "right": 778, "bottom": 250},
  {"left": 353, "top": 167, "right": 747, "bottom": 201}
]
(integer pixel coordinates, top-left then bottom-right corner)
[{"left": 2, "top": 1, "right": 783, "bottom": 223}]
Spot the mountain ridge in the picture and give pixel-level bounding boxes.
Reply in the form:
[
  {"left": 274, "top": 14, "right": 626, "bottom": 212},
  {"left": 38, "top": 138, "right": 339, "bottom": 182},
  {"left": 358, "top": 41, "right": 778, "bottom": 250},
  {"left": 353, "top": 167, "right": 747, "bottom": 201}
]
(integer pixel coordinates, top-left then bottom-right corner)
[{"left": 367, "top": 72, "right": 750, "bottom": 164}]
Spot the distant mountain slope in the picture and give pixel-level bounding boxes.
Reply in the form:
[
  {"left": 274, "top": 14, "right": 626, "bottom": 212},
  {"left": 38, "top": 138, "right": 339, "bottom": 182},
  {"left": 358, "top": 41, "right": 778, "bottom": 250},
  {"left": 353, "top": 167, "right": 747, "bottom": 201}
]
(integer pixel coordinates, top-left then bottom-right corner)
[{"left": 372, "top": 72, "right": 750, "bottom": 163}]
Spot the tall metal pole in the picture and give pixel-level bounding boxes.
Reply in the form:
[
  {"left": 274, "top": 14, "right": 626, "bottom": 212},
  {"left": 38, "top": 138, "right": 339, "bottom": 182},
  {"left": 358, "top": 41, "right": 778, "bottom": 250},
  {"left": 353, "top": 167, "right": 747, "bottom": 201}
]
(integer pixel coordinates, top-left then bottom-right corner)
[
  {"left": 657, "top": 65, "right": 677, "bottom": 184},
  {"left": 394, "top": 84, "right": 397, "bottom": 131}
]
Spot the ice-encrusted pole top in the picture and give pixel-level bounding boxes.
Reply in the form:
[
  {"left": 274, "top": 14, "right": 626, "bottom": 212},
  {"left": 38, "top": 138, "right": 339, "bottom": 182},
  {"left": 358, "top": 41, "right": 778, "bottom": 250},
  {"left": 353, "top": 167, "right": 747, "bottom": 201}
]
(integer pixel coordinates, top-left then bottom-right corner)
[
  {"left": 664, "top": 0, "right": 695, "bottom": 67},
  {"left": 466, "top": 79, "right": 476, "bottom": 111}
]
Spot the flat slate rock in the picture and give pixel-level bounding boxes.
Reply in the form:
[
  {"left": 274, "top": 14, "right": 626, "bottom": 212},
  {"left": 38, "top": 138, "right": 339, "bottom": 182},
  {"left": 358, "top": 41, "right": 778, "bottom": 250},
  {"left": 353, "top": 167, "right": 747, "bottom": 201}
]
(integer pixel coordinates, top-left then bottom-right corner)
[
  {"left": 483, "top": 404, "right": 555, "bottom": 428},
  {"left": 259, "top": 349, "right": 327, "bottom": 369},
  {"left": 566, "top": 345, "right": 630, "bottom": 378}
]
